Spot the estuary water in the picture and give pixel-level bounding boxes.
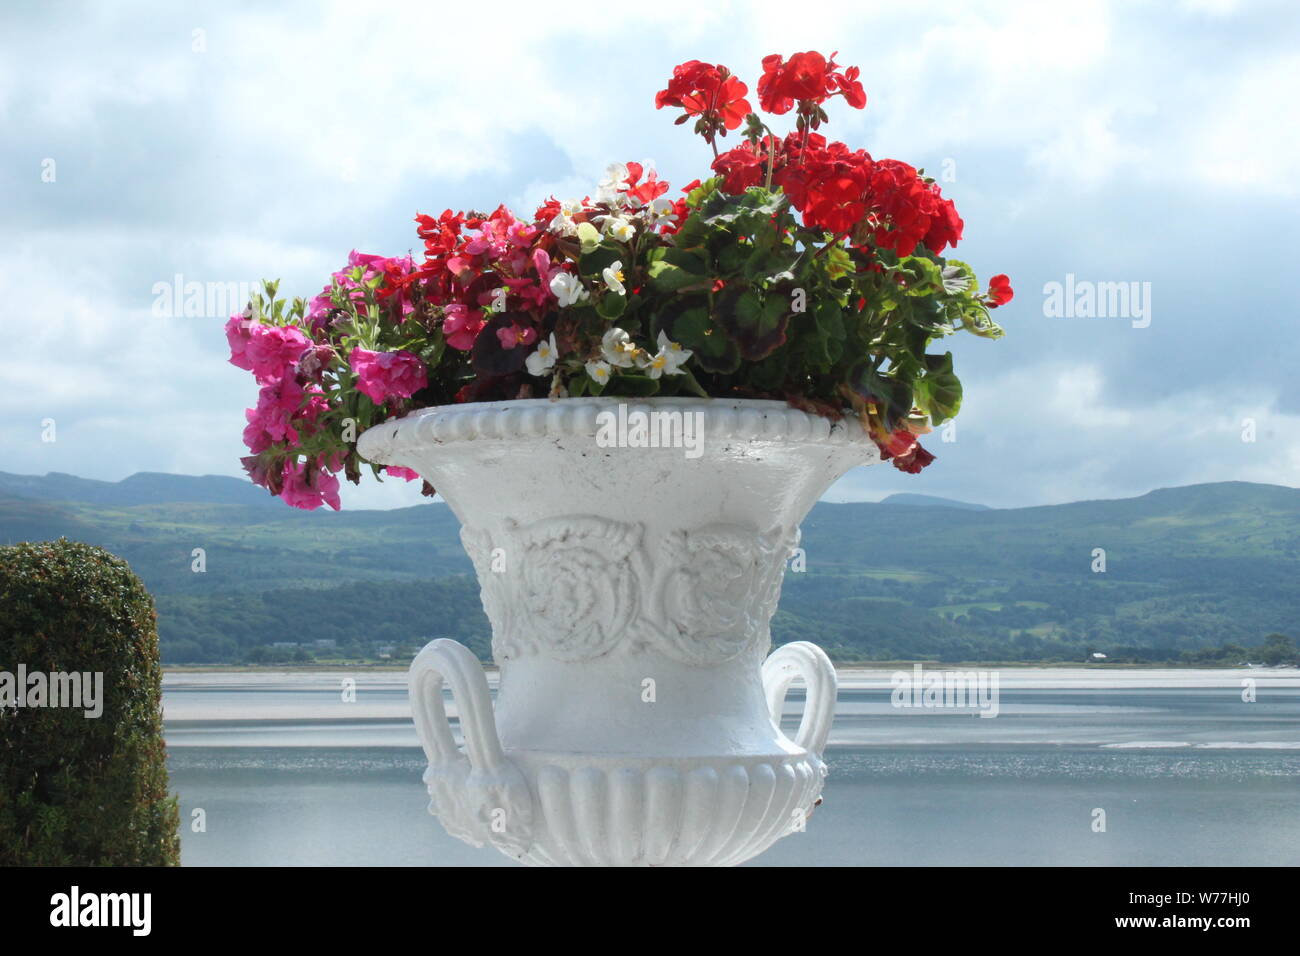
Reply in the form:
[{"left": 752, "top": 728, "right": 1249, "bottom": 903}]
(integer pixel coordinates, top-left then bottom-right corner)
[{"left": 164, "top": 667, "right": 1300, "bottom": 867}]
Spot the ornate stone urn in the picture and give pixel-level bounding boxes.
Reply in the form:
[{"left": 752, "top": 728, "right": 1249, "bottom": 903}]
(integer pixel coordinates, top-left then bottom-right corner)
[{"left": 357, "top": 396, "right": 878, "bottom": 866}]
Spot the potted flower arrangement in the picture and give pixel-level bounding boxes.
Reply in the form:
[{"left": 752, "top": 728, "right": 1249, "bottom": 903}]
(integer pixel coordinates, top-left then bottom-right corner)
[{"left": 226, "top": 51, "right": 1012, "bottom": 867}]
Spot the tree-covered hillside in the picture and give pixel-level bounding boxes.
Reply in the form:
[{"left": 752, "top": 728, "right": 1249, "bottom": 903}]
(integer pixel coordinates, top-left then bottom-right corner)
[{"left": 1, "top": 474, "right": 1296, "bottom": 664}]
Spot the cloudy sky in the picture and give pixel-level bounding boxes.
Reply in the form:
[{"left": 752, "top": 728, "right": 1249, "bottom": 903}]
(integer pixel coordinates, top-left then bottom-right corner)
[{"left": 3, "top": 0, "right": 1297, "bottom": 509}]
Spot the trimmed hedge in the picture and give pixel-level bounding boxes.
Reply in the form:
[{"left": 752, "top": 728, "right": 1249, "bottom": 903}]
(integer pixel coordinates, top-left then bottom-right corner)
[{"left": 0, "top": 539, "right": 179, "bottom": 865}]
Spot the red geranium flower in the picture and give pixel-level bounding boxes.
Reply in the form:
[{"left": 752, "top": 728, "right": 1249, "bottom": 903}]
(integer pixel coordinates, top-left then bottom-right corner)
[
  {"left": 827, "top": 61, "right": 866, "bottom": 109},
  {"left": 987, "top": 274, "right": 1014, "bottom": 307},
  {"left": 711, "top": 142, "right": 767, "bottom": 194},
  {"left": 758, "top": 52, "right": 829, "bottom": 114},
  {"left": 757, "top": 51, "right": 867, "bottom": 115},
  {"left": 655, "top": 60, "right": 751, "bottom": 137},
  {"left": 623, "top": 161, "right": 671, "bottom": 206},
  {"left": 891, "top": 441, "right": 935, "bottom": 474}
]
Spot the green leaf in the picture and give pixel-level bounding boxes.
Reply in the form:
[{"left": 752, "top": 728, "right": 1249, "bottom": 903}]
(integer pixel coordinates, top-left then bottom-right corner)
[
  {"left": 672, "top": 305, "right": 740, "bottom": 374},
  {"left": 847, "top": 362, "right": 913, "bottom": 431},
  {"left": 609, "top": 373, "right": 660, "bottom": 396},
  {"left": 892, "top": 255, "right": 944, "bottom": 296},
  {"left": 686, "top": 177, "right": 721, "bottom": 207},
  {"left": 699, "top": 187, "right": 787, "bottom": 229},
  {"left": 749, "top": 349, "right": 789, "bottom": 391},
  {"left": 940, "top": 259, "right": 975, "bottom": 295},
  {"left": 665, "top": 306, "right": 712, "bottom": 347},
  {"left": 824, "top": 244, "right": 854, "bottom": 280},
  {"left": 645, "top": 248, "right": 708, "bottom": 292},
  {"left": 914, "top": 351, "right": 963, "bottom": 425},
  {"left": 678, "top": 368, "right": 709, "bottom": 397},
  {"left": 595, "top": 292, "right": 627, "bottom": 319},
  {"left": 798, "top": 299, "right": 845, "bottom": 371},
  {"left": 715, "top": 283, "right": 790, "bottom": 360},
  {"left": 718, "top": 241, "right": 747, "bottom": 274},
  {"left": 578, "top": 242, "right": 623, "bottom": 279}
]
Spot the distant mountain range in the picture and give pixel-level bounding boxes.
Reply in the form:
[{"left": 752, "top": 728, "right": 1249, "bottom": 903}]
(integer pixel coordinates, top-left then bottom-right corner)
[
  {"left": 0, "top": 472, "right": 992, "bottom": 513},
  {"left": 1, "top": 471, "right": 1296, "bottom": 665},
  {"left": 0, "top": 471, "right": 281, "bottom": 508},
  {"left": 876, "top": 493, "right": 990, "bottom": 511}
]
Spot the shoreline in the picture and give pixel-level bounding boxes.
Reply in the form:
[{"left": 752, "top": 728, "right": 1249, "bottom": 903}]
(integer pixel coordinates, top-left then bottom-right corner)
[{"left": 163, "top": 661, "right": 1300, "bottom": 674}]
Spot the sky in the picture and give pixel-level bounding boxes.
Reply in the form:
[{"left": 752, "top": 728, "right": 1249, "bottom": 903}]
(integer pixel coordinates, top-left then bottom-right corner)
[{"left": 2, "top": 0, "right": 1298, "bottom": 510}]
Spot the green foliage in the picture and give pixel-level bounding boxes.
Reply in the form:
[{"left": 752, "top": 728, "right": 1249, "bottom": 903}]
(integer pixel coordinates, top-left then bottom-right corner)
[{"left": 0, "top": 540, "right": 180, "bottom": 865}]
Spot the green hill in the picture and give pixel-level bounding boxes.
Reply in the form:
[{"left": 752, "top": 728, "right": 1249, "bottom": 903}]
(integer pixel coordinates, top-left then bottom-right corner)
[{"left": 1, "top": 474, "right": 1296, "bottom": 664}]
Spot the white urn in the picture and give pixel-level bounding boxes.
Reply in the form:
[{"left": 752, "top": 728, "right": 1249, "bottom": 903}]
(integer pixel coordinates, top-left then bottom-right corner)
[{"left": 358, "top": 396, "right": 879, "bottom": 866}]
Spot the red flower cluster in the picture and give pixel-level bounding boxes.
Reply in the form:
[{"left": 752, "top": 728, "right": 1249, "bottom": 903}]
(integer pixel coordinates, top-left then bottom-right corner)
[
  {"left": 655, "top": 60, "right": 751, "bottom": 146},
  {"left": 623, "top": 161, "right": 671, "bottom": 206},
  {"left": 860, "top": 159, "right": 964, "bottom": 256},
  {"left": 757, "top": 51, "right": 866, "bottom": 116},
  {"left": 712, "top": 133, "right": 963, "bottom": 255}
]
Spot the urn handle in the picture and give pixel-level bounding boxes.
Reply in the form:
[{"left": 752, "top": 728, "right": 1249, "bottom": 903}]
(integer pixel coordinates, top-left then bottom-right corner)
[
  {"left": 408, "top": 638, "right": 532, "bottom": 855},
  {"left": 762, "top": 641, "right": 837, "bottom": 757}
]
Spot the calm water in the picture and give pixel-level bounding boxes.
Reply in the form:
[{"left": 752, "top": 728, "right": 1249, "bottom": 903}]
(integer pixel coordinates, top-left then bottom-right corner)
[{"left": 164, "top": 668, "right": 1300, "bottom": 866}]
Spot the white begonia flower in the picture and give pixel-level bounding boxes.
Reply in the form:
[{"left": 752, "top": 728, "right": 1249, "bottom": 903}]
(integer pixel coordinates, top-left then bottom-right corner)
[
  {"left": 602, "top": 260, "right": 627, "bottom": 296},
  {"left": 604, "top": 216, "right": 636, "bottom": 242},
  {"left": 638, "top": 330, "right": 693, "bottom": 379},
  {"left": 595, "top": 163, "right": 630, "bottom": 206},
  {"left": 550, "top": 271, "right": 589, "bottom": 307},
  {"left": 525, "top": 333, "right": 558, "bottom": 376},
  {"left": 585, "top": 359, "right": 612, "bottom": 385},
  {"left": 642, "top": 195, "right": 677, "bottom": 230},
  {"left": 656, "top": 330, "right": 691, "bottom": 366},
  {"left": 547, "top": 199, "right": 586, "bottom": 236},
  {"left": 600, "top": 327, "right": 638, "bottom": 368}
]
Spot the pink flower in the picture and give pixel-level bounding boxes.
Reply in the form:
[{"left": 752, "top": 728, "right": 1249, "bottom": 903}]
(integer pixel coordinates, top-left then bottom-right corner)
[
  {"left": 349, "top": 348, "right": 427, "bottom": 404},
  {"left": 305, "top": 292, "right": 335, "bottom": 334},
  {"left": 244, "top": 324, "right": 311, "bottom": 385},
  {"left": 306, "top": 252, "right": 418, "bottom": 333},
  {"left": 242, "top": 375, "right": 326, "bottom": 452},
  {"left": 496, "top": 322, "right": 538, "bottom": 350},
  {"left": 280, "top": 459, "right": 341, "bottom": 511},
  {"left": 442, "top": 303, "right": 483, "bottom": 350},
  {"left": 225, "top": 313, "right": 256, "bottom": 371},
  {"left": 295, "top": 343, "right": 336, "bottom": 381},
  {"left": 347, "top": 250, "right": 389, "bottom": 271},
  {"left": 241, "top": 454, "right": 272, "bottom": 490},
  {"left": 386, "top": 466, "right": 421, "bottom": 482}
]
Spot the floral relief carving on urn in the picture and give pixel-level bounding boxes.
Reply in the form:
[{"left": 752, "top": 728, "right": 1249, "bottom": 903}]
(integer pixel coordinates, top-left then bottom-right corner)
[
  {"left": 654, "top": 523, "right": 800, "bottom": 665},
  {"left": 463, "top": 516, "right": 798, "bottom": 665},
  {"left": 462, "top": 517, "right": 650, "bottom": 662}
]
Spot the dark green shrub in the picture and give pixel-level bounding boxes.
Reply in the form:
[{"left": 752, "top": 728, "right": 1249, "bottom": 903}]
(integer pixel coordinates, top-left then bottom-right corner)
[{"left": 0, "top": 539, "right": 180, "bottom": 865}]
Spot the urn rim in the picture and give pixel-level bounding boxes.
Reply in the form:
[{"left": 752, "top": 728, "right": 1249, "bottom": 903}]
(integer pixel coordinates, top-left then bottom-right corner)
[{"left": 357, "top": 395, "right": 880, "bottom": 466}]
